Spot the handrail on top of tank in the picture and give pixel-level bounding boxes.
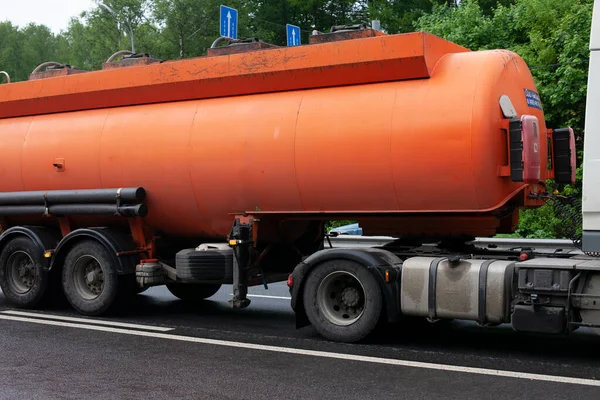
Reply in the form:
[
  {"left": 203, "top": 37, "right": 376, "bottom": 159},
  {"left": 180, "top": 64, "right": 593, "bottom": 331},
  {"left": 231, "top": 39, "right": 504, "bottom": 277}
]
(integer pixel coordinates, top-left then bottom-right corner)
[
  {"left": 106, "top": 50, "right": 135, "bottom": 63},
  {"left": 211, "top": 36, "right": 254, "bottom": 48},
  {"left": 31, "top": 62, "right": 65, "bottom": 75},
  {"left": 211, "top": 36, "right": 234, "bottom": 48},
  {"left": 210, "top": 36, "right": 262, "bottom": 49},
  {"left": 0, "top": 71, "right": 10, "bottom": 84}
]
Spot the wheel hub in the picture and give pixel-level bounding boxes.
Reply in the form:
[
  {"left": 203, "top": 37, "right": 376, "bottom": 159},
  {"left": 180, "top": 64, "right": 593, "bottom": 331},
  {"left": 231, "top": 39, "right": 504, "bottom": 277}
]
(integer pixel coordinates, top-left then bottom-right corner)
[
  {"left": 74, "top": 257, "right": 104, "bottom": 299},
  {"left": 316, "top": 271, "right": 366, "bottom": 326},
  {"left": 341, "top": 287, "right": 360, "bottom": 308},
  {"left": 86, "top": 270, "right": 97, "bottom": 284},
  {"left": 7, "top": 251, "right": 36, "bottom": 294},
  {"left": 19, "top": 263, "right": 34, "bottom": 286}
]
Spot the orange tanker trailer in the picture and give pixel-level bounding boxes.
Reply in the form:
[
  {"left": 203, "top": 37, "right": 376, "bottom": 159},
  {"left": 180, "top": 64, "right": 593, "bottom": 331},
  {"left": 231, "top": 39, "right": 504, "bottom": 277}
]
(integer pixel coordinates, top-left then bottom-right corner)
[{"left": 0, "top": 25, "right": 577, "bottom": 343}]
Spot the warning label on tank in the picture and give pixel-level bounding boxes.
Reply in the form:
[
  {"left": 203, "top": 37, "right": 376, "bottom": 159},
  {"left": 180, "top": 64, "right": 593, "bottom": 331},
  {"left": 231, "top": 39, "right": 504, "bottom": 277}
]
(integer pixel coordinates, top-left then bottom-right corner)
[{"left": 524, "top": 89, "right": 543, "bottom": 110}]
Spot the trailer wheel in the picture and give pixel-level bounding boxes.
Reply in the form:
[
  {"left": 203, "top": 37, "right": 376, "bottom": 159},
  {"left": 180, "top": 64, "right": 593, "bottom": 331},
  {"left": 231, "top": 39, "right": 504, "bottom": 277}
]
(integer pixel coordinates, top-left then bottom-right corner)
[
  {"left": 0, "top": 236, "right": 49, "bottom": 308},
  {"left": 166, "top": 283, "right": 221, "bottom": 303},
  {"left": 303, "top": 259, "right": 383, "bottom": 343},
  {"left": 61, "top": 240, "right": 120, "bottom": 316}
]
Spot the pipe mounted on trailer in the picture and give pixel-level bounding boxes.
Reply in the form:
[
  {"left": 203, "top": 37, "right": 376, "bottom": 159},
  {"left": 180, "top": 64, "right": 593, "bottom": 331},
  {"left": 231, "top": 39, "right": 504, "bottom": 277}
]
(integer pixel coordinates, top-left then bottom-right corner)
[{"left": 0, "top": 19, "right": 597, "bottom": 344}]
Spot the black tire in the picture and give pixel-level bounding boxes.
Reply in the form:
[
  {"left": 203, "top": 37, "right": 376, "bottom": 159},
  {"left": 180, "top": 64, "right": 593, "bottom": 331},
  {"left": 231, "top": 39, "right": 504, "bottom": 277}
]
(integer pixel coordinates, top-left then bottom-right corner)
[
  {"left": 0, "top": 236, "right": 50, "bottom": 308},
  {"left": 166, "top": 283, "right": 221, "bottom": 302},
  {"left": 176, "top": 248, "right": 233, "bottom": 282},
  {"left": 62, "top": 240, "right": 121, "bottom": 316},
  {"left": 302, "top": 259, "right": 384, "bottom": 343}
]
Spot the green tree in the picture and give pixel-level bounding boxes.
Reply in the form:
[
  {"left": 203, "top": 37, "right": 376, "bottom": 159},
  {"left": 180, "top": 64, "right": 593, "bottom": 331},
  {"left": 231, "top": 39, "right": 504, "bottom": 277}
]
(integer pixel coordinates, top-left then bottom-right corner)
[
  {"left": 152, "top": 0, "right": 258, "bottom": 58},
  {"left": 363, "top": 1, "right": 451, "bottom": 34},
  {"left": 478, "top": 0, "right": 516, "bottom": 15},
  {"left": 246, "top": 0, "right": 303, "bottom": 45},
  {"left": 0, "top": 22, "right": 67, "bottom": 82},
  {"left": 0, "top": 22, "right": 24, "bottom": 82}
]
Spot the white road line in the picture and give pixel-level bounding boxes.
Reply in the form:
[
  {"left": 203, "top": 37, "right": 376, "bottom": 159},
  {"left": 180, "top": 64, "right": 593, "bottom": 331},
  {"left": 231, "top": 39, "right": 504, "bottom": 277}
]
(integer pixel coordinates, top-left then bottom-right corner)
[
  {"left": 0, "top": 314, "right": 598, "bottom": 387},
  {"left": 231, "top": 294, "right": 291, "bottom": 300},
  {"left": 0, "top": 310, "right": 174, "bottom": 332}
]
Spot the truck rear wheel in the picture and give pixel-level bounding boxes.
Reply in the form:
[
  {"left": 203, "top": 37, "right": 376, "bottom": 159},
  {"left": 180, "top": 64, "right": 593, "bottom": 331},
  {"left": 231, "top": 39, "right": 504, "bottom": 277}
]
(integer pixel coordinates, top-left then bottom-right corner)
[
  {"left": 0, "top": 236, "right": 49, "bottom": 308},
  {"left": 166, "top": 283, "right": 221, "bottom": 303},
  {"left": 302, "top": 259, "right": 383, "bottom": 343},
  {"left": 61, "top": 240, "right": 121, "bottom": 316}
]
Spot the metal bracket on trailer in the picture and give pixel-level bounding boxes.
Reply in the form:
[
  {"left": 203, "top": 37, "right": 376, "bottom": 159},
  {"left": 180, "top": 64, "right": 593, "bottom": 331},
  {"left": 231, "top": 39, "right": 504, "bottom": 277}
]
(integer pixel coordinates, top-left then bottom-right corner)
[{"left": 227, "top": 216, "right": 258, "bottom": 309}]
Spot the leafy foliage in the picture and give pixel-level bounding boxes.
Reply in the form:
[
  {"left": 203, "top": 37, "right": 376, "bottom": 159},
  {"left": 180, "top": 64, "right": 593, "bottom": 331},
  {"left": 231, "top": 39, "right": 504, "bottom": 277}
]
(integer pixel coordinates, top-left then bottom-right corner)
[{"left": 0, "top": 0, "right": 592, "bottom": 239}]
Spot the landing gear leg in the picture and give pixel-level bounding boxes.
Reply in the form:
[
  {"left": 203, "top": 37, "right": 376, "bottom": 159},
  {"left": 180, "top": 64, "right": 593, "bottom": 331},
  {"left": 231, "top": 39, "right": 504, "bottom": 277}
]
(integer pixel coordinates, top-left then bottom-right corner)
[{"left": 228, "top": 217, "right": 254, "bottom": 309}]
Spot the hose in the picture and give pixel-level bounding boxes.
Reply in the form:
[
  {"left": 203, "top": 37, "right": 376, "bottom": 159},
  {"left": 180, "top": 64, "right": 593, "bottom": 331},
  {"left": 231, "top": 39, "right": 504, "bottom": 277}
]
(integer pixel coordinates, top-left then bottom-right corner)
[
  {"left": 211, "top": 36, "right": 234, "bottom": 48},
  {"left": 210, "top": 37, "right": 260, "bottom": 49},
  {"left": 0, "top": 71, "right": 10, "bottom": 83},
  {"left": 106, "top": 50, "right": 135, "bottom": 63},
  {"left": 31, "top": 62, "right": 64, "bottom": 75}
]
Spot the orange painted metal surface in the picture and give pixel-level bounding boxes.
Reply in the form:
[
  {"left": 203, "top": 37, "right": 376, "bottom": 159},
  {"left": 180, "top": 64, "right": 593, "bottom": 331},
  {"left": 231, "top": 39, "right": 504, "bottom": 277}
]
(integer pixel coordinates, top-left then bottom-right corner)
[
  {"left": 0, "top": 32, "right": 549, "bottom": 240},
  {"left": 0, "top": 32, "right": 467, "bottom": 120}
]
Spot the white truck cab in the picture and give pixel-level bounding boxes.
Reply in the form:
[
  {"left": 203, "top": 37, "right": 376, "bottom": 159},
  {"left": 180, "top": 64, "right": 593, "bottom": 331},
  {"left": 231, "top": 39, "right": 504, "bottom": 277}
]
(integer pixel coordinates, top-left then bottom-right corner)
[{"left": 583, "top": 0, "right": 600, "bottom": 252}]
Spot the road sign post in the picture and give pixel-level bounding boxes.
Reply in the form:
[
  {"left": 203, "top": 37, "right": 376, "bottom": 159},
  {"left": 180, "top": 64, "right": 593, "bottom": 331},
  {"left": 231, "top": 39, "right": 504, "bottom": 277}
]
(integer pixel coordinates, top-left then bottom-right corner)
[
  {"left": 220, "top": 5, "right": 238, "bottom": 39},
  {"left": 286, "top": 24, "right": 301, "bottom": 47}
]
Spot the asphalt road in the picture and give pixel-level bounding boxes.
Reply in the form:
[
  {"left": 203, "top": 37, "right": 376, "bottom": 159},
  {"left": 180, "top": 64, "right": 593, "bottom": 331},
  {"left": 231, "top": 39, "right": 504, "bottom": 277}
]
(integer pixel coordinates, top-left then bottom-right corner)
[{"left": 1, "top": 283, "right": 600, "bottom": 399}]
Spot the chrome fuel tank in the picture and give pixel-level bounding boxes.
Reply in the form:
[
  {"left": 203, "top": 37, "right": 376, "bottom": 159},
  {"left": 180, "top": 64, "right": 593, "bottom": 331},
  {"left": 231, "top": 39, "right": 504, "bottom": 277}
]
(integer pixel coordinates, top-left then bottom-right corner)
[{"left": 400, "top": 257, "right": 515, "bottom": 324}]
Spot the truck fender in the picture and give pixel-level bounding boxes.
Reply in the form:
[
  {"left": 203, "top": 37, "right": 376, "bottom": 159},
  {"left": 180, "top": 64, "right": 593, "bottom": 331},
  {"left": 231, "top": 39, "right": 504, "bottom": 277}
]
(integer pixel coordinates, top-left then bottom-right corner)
[
  {"left": 289, "top": 247, "right": 402, "bottom": 329},
  {"left": 49, "top": 228, "right": 139, "bottom": 275},
  {"left": 0, "top": 226, "right": 62, "bottom": 270}
]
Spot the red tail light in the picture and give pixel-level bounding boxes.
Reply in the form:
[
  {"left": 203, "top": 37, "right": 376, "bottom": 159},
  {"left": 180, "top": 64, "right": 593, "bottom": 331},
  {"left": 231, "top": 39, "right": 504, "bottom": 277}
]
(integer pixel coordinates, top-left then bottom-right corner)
[
  {"left": 509, "top": 115, "right": 541, "bottom": 184},
  {"left": 287, "top": 274, "right": 294, "bottom": 288}
]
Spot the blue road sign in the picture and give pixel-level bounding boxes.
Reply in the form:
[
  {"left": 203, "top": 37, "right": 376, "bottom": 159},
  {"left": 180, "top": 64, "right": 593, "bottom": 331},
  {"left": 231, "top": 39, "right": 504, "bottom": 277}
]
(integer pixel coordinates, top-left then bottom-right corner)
[
  {"left": 220, "top": 5, "right": 238, "bottom": 39},
  {"left": 286, "top": 24, "right": 301, "bottom": 47}
]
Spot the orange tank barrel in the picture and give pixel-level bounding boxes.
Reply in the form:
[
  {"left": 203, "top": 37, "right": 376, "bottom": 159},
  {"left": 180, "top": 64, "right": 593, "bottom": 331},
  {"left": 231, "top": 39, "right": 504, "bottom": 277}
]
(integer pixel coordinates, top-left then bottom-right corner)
[
  {"left": 0, "top": 31, "right": 550, "bottom": 239},
  {"left": 0, "top": 32, "right": 468, "bottom": 120}
]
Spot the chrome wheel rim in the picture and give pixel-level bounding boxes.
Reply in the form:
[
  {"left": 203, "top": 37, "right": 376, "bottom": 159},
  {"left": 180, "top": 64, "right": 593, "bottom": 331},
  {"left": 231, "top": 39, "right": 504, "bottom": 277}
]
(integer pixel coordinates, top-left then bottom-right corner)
[
  {"left": 7, "top": 251, "right": 36, "bottom": 294},
  {"left": 316, "top": 271, "right": 365, "bottom": 326},
  {"left": 72, "top": 255, "right": 104, "bottom": 300}
]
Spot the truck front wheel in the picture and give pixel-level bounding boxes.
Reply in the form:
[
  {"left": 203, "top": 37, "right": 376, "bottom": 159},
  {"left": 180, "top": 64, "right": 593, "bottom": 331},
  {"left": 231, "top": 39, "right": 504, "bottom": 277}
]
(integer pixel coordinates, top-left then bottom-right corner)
[
  {"left": 302, "top": 259, "right": 383, "bottom": 343},
  {"left": 62, "top": 240, "right": 121, "bottom": 316},
  {"left": 0, "top": 236, "right": 50, "bottom": 308}
]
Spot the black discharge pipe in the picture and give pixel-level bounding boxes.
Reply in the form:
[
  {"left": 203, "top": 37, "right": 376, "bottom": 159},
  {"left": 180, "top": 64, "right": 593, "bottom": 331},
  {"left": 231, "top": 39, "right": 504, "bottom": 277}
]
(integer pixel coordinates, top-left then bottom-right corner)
[
  {"left": 0, "top": 204, "right": 147, "bottom": 217},
  {"left": 50, "top": 204, "right": 148, "bottom": 217},
  {"left": 0, "top": 206, "right": 46, "bottom": 215},
  {"left": 0, "top": 187, "right": 146, "bottom": 206}
]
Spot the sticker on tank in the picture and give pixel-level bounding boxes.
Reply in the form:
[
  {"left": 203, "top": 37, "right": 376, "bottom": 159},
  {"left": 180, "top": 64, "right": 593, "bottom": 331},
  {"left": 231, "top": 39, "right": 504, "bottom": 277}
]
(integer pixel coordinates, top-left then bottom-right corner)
[{"left": 524, "top": 88, "right": 543, "bottom": 110}]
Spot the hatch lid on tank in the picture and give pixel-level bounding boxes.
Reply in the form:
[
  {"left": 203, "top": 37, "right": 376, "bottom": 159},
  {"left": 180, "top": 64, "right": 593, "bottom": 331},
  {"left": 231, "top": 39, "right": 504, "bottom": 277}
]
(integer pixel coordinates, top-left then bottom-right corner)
[
  {"left": 102, "top": 51, "right": 162, "bottom": 70},
  {"left": 207, "top": 37, "right": 281, "bottom": 56},
  {"left": 0, "top": 32, "right": 468, "bottom": 120},
  {"left": 28, "top": 62, "right": 86, "bottom": 81},
  {"left": 309, "top": 24, "right": 386, "bottom": 44}
]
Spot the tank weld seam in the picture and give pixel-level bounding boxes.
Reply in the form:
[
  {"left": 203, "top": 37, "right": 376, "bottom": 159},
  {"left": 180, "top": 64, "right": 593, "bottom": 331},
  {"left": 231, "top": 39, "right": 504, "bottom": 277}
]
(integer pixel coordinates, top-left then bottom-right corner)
[
  {"left": 469, "top": 53, "right": 485, "bottom": 210},
  {"left": 19, "top": 120, "right": 33, "bottom": 191},
  {"left": 97, "top": 110, "right": 111, "bottom": 189},
  {"left": 389, "top": 88, "right": 400, "bottom": 209},
  {"left": 187, "top": 104, "right": 204, "bottom": 218},
  {"left": 293, "top": 95, "right": 305, "bottom": 210}
]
